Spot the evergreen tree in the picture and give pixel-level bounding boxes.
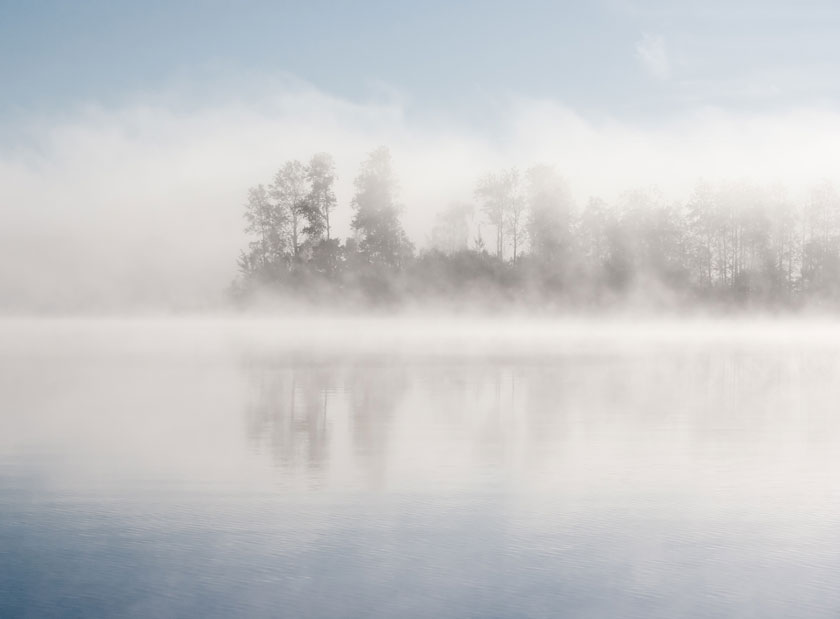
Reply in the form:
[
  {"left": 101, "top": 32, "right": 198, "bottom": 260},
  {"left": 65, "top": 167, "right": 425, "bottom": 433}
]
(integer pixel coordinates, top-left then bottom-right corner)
[
  {"left": 527, "top": 165, "right": 574, "bottom": 264},
  {"left": 351, "top": 147, "right": 413, "bottom": 267}
]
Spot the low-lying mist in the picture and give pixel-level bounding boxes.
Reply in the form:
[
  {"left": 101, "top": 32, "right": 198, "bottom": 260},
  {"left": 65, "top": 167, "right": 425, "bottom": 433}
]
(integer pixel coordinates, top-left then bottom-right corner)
[{"left": 5, "top": 81, "right": 840, "bottom": 314}]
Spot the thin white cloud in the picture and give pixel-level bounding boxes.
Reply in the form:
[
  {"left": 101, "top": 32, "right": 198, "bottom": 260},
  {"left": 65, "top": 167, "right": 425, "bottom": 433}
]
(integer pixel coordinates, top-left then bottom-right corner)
[{"left": 636, "top": 33, "right": 671, "bottom": 80}]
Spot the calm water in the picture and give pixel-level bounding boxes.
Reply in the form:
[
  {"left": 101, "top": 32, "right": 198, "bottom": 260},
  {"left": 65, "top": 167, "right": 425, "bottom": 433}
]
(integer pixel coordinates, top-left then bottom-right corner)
[{"left": 3, "top": 318, "right": 840, "bottom": 618}]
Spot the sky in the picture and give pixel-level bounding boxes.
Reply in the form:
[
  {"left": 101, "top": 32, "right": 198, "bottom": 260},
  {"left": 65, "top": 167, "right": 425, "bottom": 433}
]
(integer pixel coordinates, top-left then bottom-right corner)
[
  {"left": 4, "top": 0, "right": 840, "bottom": 123},
  {"left": 3, "top": 0, "right": 840, "bottom": 310}
]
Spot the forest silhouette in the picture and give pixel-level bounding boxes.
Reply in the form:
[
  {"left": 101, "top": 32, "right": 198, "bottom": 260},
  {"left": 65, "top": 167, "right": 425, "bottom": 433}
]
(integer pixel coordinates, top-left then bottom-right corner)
[{"left": 232, "top": 146, "right": 840, "bottom": 310}]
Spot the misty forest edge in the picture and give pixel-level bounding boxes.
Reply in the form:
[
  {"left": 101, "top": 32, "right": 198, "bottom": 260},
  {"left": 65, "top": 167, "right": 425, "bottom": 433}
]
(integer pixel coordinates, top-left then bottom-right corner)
[{"left": 232, "top": 145, "right": 840, "bottom": 311}]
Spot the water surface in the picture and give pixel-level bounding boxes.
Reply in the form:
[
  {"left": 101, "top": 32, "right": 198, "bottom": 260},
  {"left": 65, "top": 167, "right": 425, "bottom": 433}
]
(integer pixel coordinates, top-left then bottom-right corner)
[{"left": 3, "top": 318, "right": 840, "bottom": 618}]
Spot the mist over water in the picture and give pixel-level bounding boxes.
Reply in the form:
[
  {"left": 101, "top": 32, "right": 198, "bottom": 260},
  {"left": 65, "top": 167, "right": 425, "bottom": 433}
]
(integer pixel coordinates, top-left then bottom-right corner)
[
  {"left": 5, "top": 88, "right": 840, "bottom": 313},
  {"left": 7, "top": 3, "right": 840, "bottom": 616},
  {"left": 3, "top": 317, "right": 840, "bottom": 617}
]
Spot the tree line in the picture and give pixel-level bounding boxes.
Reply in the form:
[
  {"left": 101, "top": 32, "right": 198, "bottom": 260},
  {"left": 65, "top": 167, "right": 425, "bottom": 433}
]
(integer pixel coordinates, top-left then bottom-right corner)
[{"left": 232, "top": 146, "right": 840, "bottom": 310}]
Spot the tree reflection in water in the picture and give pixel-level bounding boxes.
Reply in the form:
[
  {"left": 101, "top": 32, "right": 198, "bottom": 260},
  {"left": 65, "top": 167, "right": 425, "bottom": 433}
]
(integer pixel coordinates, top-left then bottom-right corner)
[
  {"left": 240, "top": 348, "right": 840, "bottom": 492},
  {"left": 242, "top": 355, "right": 409, "bottom": 485},
  {"left": 244, "top": 360, "right": 332, "bottom": 473}
]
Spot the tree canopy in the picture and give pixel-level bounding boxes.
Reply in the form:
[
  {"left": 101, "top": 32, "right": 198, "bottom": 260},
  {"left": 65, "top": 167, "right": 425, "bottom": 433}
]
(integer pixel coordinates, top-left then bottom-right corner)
[{"left": 233, "top": 147, "right": 840, "bottom": 311}]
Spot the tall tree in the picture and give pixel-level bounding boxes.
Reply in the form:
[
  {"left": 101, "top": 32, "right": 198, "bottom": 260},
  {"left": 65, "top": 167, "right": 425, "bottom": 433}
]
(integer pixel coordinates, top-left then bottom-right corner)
[
  {"left": 685, "top": 181, "right": 716, "bottom": 288},
  {"left": 351, "top": 146, "right": 413, "bottom": 266},
  {"left": 475, "top": 168, "right": 524, "bottom": 261},
  {"left": 802, "top": 180, "right": 840, "bottom": 294},
  {"left": 429, "top": 202, "right": 474, "bottom": 254},
  {"left": 617, "top": 188, "right": 686, "bottom": 286},
  {"left": 304, "top": 152, "right": 337, "bottom": 241},
  {"left": 271, "top": 160, "right": 309, "bottom": 258},
  {"left": 505, "top": 168, "right": 526, "bottom": 262},
  {"left": 765, "top": 185, "right": 799, "bottom": 298},
  {"left": 475, "top": 172, "right": 506, "bottom": 259},
  {"left": 579, "top": 196, "right": 610, "bottom": 269},
  {"left": 526, "top": 165, "right": 574, "bottom": 264},
  {"left": 578, "top": 196, "right": 627, "bottom": 289},
  {"left": 240, "top": 184, "right": 288, "bottom": 274}
]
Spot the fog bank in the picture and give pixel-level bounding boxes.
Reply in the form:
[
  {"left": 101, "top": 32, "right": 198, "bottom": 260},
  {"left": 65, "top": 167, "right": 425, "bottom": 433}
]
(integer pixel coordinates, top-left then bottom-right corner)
[{"left": 4, "top": 82, "right": 840, "bottom": 311}]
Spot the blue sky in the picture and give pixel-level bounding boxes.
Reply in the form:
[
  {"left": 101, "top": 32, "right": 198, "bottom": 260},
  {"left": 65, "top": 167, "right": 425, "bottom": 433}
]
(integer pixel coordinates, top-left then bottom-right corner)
[{"left": 4, "top": 0, "right": 840, "bottom": 126}]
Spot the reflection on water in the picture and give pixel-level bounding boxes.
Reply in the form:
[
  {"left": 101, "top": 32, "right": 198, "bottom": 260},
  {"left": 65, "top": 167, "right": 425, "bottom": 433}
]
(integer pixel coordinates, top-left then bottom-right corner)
[
  {"left": 3, "top": 321, "right": 840, "bottom": 617},
  {"left": 245, "top": 364, "right": 333, "bottom": 472},
  {"left": 239, "top": 350, "right": 840, "bottom": 497}
]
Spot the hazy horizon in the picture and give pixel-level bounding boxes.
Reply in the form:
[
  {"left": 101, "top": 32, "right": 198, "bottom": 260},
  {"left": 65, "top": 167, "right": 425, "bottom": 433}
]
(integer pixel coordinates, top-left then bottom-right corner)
[{"left": 5, "top": 2, "right": 840, "bottom": 311}]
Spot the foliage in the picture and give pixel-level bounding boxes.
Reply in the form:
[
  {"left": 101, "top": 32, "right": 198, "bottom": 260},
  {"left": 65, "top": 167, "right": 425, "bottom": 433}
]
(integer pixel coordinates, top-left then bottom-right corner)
[
  {"left": 350, "top": 147, "right": 414, "bottom": 268},
  {"left": 233, "top": 147, "right": 840, "bottom": 311}
]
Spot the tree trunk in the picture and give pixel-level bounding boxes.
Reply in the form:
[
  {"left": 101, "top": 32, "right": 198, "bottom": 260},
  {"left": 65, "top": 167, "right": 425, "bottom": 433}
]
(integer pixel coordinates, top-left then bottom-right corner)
[
  {"left": 292, "top": 212, "right": 299, "bottom": 257},
  {"left": 325, "top": 205, "right": 331, "bottom": 241}
]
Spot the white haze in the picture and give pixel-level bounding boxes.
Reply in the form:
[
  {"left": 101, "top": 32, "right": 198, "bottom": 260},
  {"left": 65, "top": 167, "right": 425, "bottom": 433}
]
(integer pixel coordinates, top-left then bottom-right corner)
[{"left": 4, "top": 80, "right": 840, "bottom": 311}]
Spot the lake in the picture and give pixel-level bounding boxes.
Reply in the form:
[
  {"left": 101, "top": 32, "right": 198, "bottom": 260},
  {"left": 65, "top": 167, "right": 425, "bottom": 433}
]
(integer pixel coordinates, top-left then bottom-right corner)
[{"left": 3, "top": 317, "right": 840, "bottom": 618}]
